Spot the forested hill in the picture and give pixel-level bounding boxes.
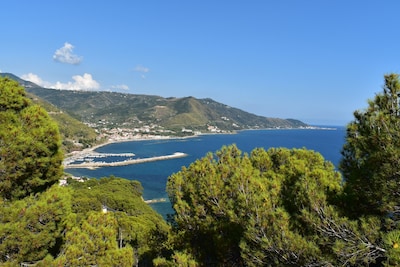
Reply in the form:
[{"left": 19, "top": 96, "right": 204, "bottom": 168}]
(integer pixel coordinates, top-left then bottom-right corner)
[{"left": 1, "top": 73, "right": 308, "bottom": 133}]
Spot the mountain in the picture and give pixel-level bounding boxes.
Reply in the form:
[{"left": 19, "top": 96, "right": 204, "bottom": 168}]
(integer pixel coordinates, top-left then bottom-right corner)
[
  {"left": 2, "top": 73, "right": 308, "bottom": 136},
  {"left": 23, "top": 88, "right": 307, "bottom": 129}
]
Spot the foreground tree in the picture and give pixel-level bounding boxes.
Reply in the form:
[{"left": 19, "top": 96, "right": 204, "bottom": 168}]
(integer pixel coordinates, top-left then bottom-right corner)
[
  {"left": 0, "top": 77, "right": 68, "bottom": 265},
  {"left": 54, "top": 211, "right": 134, "bottom": 267},
  {"left": 68, "top": 176, "right": 171, "bottom": 265},
  {"left": 0, "top": 185, "right": 72, "bottom": 265},
  {"left": 167, "top": 145, "right": 387, "bottom": 266},
  {"left": 337, "top": 73, "right": 400, "bottom": 266},
  {"left": 242, "top": 147, "right": 385, "bottom": 266},
  {"left": 340, "top": 73, "right": 400, "bottom": 219},
  {"left": 0, "top": 77, "right": 169, "bottom": 266},
  {"left": 0, "top": 77, "right": 63, "bottom": 200}
]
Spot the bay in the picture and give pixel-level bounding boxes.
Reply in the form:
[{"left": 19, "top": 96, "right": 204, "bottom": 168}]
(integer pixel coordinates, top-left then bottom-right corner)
[{"left": 66, "top": 127, "right": 346, "bottom": 217}]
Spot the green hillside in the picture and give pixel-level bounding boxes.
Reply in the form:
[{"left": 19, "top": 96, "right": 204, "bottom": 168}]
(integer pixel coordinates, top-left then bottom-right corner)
[
  {"left": 1, "top": 73, "right": 308, "bottom": 141},
  {"left": 28, "top": 94, "right": 99, "bottom": 151},
  {"left": 17, "top": 84, "right": 308, "bottom": 132}
]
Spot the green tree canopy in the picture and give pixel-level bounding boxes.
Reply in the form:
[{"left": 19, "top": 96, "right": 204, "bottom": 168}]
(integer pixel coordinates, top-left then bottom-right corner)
[
  {"left": 54, "top": 211, "right": 134, "bottom": 267},
  {"left": 0, "top": 185, "right": 72, "bottom": 264},
  {"left": 340, "top": 73, "right": 400, "bottom": 218},
  {"left": 68, "top": 176, "right": 171, "bottom": 266},
  {"left": 0, "top": 77, "right": 63, "bottom": 200},
  {"left": 166, "top": 145, "right": 385, "bottom": 266},
  {"left": 166, "top": 143, "right": 399, "bottom": 266},
  {"left": 336, "top": 73, "right": 400, "bottom": 266},
  {"left": 0, "top": 77, "right": 171, "bottom": 266}
]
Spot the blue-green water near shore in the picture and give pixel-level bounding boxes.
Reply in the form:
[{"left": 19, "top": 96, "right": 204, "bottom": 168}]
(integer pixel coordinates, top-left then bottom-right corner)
[{"left": 66, "top": 127, "right": 346, "bottom": 218}]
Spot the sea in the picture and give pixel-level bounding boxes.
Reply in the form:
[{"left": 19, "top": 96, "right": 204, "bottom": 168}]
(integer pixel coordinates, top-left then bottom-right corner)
[{"left": 66, "top": 126, "right": 346, "bottom": 218}]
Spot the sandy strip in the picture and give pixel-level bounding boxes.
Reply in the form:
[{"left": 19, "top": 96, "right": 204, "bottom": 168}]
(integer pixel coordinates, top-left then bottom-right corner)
[
  {"left": 66, "top": 134, "right": 198, "bottom": 157},
  {"left": 67, "top": 136, "right": 173, "bottom": 156}
]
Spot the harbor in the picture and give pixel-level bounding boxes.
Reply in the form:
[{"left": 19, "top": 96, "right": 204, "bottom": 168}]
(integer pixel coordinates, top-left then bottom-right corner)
[{"left": 64, "top": 152, "right": 188, "bottom": 169}]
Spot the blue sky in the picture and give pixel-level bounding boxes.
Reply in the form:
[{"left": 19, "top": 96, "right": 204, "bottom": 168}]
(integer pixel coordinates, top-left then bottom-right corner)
[{"left": 1, "top": 1, "right": 400, "bottom": 125}]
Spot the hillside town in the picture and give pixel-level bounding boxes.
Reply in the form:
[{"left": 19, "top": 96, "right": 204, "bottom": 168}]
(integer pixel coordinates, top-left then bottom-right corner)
[{"left": 90, "top": 121, "right": 232, "bottom": 143}]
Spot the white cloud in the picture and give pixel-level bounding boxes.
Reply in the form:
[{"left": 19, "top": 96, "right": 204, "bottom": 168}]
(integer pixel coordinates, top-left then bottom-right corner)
[
  {"left": 21, "top": 73, "right": 52, "bottom": 87},
  {"left": 134, "top": 65, "right": 150, "bottom": 79},
  {"left": 53, "top": 42, "right": 83, "bottom": 65},
  {"left": 22, "top": 73, "right": 100, "bottom": 91},
  {"left": 111, "top": 84, "right": 130, "bottom": 91},
  {"left": 135, "top": 65, "right": 150, "bottom": 73},
  {"left": 53, "top": 73, "right": 100, "bottom": 90}
]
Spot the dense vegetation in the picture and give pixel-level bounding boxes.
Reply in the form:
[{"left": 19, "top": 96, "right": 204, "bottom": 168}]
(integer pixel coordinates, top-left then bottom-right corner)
[
  {"left": 1, "top": 73, "right": 400, "bottom": 266},
  {"left": 163, "top": 73, "right": 400, "bottom": 266},
  {"left": 0, "top": 77, "right": 169, "bottom": 266},
  {"left": 27, "top": 92, "right": 99, "bottom": 152},
  {"left": 0, "top": 77, "right": 63, "bottom": 200}
]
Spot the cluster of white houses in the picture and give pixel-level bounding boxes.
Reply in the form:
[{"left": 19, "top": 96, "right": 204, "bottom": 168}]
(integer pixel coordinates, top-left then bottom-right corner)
[{"left": 90, "top": 122, "right": 232, "bottom": 142}]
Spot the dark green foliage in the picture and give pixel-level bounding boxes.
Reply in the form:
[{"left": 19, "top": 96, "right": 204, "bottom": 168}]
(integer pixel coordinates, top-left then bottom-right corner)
[
  {"left": 0, "top": 77, "right": 30, "bottom": 111},
  {"left": 0, "top": 185, "right": 71, "bottom": 264},
  {"left": 167, "top": 145, "right": 391, "bottom": 266},
  {"left": 168, "top": 146, "right": 323, "bottom": 265},
  {"left": 0, "top": 77, "right": 169, "bottom": 265},
  {"left": 337, "top": 73, "right": 400, "bottom": 266},
  {"left": 0, "top": 73, "right": 99, "bottom": 153},
  {"left": 69, "top": 176, "right": 171, "bottom": 265},
  {"left": 0, "top": 77, "right": 63, "bottom": 200},
  {"left": 69, "top": 176, "right": 144, "bottom": 215},
  {"left": 55, "top": 211, "right": 134, "bottom": 266},
  {"left": 340, "top": 73, "right": 400, "bottom": 218},
  {"left": 0, "top": 174, "right": 170, "bottom": 266}
]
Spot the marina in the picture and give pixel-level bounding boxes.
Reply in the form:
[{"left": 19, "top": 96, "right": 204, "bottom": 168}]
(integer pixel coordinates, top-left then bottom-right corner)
[{"left": 64, "top": 152, "right": 188, "bottom": 169}]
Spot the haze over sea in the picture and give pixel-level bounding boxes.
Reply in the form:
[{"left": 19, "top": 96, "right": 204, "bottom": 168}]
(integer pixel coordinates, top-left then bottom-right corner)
[{"left": 67, "top": 127, "right": 346, "bottom": 217}]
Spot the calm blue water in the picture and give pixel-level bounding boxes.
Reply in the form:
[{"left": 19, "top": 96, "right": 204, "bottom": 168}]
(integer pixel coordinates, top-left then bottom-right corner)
[{"left": 67, "top": 127, "right": 346, "bottom": 217}]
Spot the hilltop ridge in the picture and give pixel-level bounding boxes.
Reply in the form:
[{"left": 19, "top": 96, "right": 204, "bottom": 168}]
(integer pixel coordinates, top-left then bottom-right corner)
[{"left": 1, "top": 73, "right": 309, "bottom": 148}]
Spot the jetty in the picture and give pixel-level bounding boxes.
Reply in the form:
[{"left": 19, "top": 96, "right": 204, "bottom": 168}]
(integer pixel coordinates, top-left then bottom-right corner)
[
  {"left": 64, "top": 152, "right": 187, "bottom": 169},
  {"left": 144, "top": 198, "right": 168, "bottom": 204}
]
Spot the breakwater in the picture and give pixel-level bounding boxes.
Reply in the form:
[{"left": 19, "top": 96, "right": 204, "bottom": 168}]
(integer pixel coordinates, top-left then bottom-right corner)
[
  {"left": 144, "top": 198, "right": 168, "bottom": 204},
  {"left": 64, "top": 152, "right": 187, "bottom": 169}
]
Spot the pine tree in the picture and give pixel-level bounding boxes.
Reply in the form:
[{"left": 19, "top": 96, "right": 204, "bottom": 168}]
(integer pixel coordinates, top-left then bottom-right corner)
[
  {"left": 340, "top": 73, "right": 400, "bottom": 218},
  {"left": 0, "top": 185, "right": 72, "bottom": 264},
  {"left": 0, "top": 77, "right": 63, "bottom": 200},
  {"left": 167, "top": 144, "right": 393, "bottom": 266},
  {"left": 56, "top": 211, "right": 134, "bottom": 266}
]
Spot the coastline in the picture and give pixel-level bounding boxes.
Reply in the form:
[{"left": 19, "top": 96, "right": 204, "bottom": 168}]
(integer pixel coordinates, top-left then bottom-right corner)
[
  {"left": 63, "top": 126, "right": 338, "bottom": 169},
  {"left": 236, "top": 125, "right": 339, "bottom": 132},
  {"left": 66, "top": 135, "right": 195, "bottom": 158},
  {"left": 63, "top": 135, "right": 194, "bottom": 169}
]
